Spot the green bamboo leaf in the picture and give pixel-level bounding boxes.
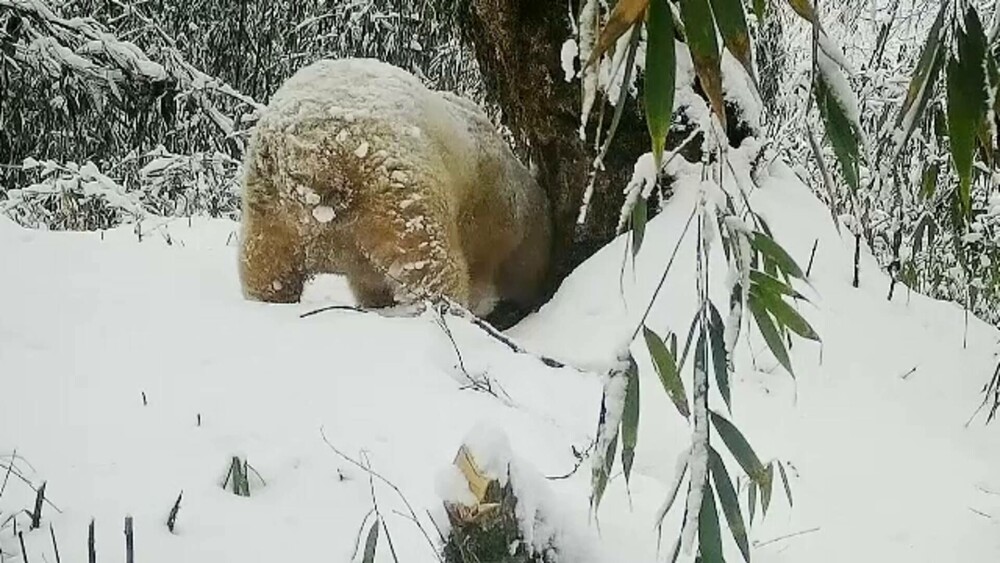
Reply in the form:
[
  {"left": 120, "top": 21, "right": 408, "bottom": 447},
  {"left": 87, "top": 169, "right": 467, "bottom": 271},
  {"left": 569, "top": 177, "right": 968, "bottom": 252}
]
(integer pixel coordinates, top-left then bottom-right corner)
[
  {"left": 750, "top": 270, "right": 806, "bottom": 300},
  {"left": 750, "top": 285, "right": 820, "bottom": 342},
  {"left": 645, "top": 0, "right": 677, "bottom": 168},
  {"left": 748, "top": 479, "right": 758, "bottom": 526},
  {"left": 708, "top": 447, "right": 750, "bottom": 562},
  {"left": 751, "top": 232, "right": 805, "bottom": 279},
  {"left": 592, "top": 432, "right": 618, "bottom": 512},
  {"left": 786, "top": 0, "right": 816, "bottom": 24},
  {"left": 815, "top": 71, "right": 861, "bottom": 192},
  {"left": 920, "top": 162, "right": 939, "bottom": 200},
  {"left": 632, "top": 197, "right": 648, "bottom": 256},
  {"left": 707, "top": 302, "right": 731, "bottom": 411},
  {"left": 912, "top": 214, "right": 929, "bottom": 255},
  {"left": 621, "top": 354, "right": 640, "bottom": 484},
  {"left": 679, "top": 0, "right": 727, "bottom": 128},
  {"left": 947, "top": 6, "right": 990, "bottom": 219},
  {"left": 893, "top": 1, "right": 946, "bottom": 154},
  {"left": 709, "top": 410, "right": 767, "bottom": 485},
  {"left": 709, "top": 0, "right": 755, "bottom": 83},
  {"left": 698, "top": 486, "right": 725, "bottom": 563},
  {"left": 777, "top": 460, "right": 794, "bottom": 507},
  {"left": 678, "top": 312, "right": 699, "bottom": 372},
  {"left": 644, "top": 326, "right": 691, "bottom": 418},
  {"left": 748, "top": 293, "right": 794, "bottom": 376},
  {"left": 753, "top": 0, "right": 767, "bottom": 22},
  {"left": 761, "top": 462, "right": 774, "bottom": 515},
  {"left": 362, "top": 519, "right": 379, "bottom": 563}
]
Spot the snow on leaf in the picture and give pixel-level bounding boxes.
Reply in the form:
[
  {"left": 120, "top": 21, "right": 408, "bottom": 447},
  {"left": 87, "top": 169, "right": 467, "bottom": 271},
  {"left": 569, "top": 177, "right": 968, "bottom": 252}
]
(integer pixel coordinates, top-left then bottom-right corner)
[
  {"left": 947, "top": 6, "right": 990, "bottom": 220},
  {"left": 892, "top": 2, "right": 947, "bottom": 159}
]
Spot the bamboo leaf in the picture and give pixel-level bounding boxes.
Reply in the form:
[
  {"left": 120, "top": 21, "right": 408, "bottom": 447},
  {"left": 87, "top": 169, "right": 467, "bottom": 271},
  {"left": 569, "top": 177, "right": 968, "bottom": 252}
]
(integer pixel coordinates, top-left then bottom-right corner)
[
  {"left": 709, "top": 0, "right": 755, "bottom": 83},
  {"left": 748, "top": 479, "right": 758, "bottom": 526},
  {"left": 632, "top": 197, "right": 648, "bottom": 256},
  {"left": 645, "top": 0, "right": 677, "bottom": 168},
  {"left": 678, "top": 312, "right": 700, "bottom": 372},
  {"left": 621, "top": 354, "right": 640, "bottom": 484},
  {"left": 707, "top": 302, "right": 731, "bottom": 410},
  {"left": 679, "top": 0, "right": 727, "bottom": 128},
  {"left": 586, "top": 0, "right": 650, "bottom": 69},
  {"left": 753, "top": 0, "right": 767, "bottom": 22},
  {"left": 751, "top": 232, "right": 805, "bottom": 279},
  {"left": 893, "top": 2, "right": 946, "bottom": 154},
  {"left": 644, "top": 326, "right": 691, "bottom": 418},
  {"left": 591, "top": 432, "right": 618, "bottom": 512},
  {"left": 912, "top": 214, "right": 929, "bottom": 255},
  {"left": 920, "top": 162, "right": 939, "bottom": 200},
  {"left": 750, "top": 270, "right": 806, "bottom": 300},
  {"left": 748, "top": 293, "right": 794, "bottom": 376},
  {"left": 761, "top": 462, "right": 774, "bottom": 515},
  {"left": 777, "top": 460, "right": 794, "bottom": 507},
  {"left": 815, "top": 70, "right": 861, "bottom": 192},
  {"left": 362, "top": 519, "right": 379, "bottom": 563},
  {"left": 750, "top": 285, "right": 820, "bottom": 342},
  {"left": 698, "top": 485, "right": 725, "bottom": 563},
  {"left": 709, "top": 447, "right": 750, "bottom": 562},
  {"left": 947, "top": 6, "right": 990, "bottom": 219},
  {"left": 786, "top": 0, "right": 816, "bottom": 24},
  {"left": 709, "top": 410, "right": 767, "bottom": 485}
]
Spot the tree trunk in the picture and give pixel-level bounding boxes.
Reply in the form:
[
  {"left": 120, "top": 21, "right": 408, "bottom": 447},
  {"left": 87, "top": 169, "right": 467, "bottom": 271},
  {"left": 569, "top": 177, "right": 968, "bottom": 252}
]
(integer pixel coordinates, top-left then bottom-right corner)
[{"left": 460, "top": 0, "right": 649, "bottom": 298}]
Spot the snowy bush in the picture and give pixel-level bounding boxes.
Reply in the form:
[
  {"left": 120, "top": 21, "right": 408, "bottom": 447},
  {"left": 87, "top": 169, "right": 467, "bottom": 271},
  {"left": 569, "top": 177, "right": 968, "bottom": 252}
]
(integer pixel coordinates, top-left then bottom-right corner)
[{"left": 1, "top": 0, "right": 480, "bottom": 230}]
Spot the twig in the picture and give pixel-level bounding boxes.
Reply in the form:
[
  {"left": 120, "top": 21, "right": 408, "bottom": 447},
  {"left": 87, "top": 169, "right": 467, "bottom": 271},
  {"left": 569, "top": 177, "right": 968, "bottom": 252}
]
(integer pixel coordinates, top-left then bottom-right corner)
[
  {"left": 0, "top": 448, "right": 15, "bottom": 499},
  {"left": 88, "top": 519, "right": 96, "bottom": 563},
  {"left": 319, "top": 428, "right": 444, "bottom": 562},
  {"left": 545, "top": 440, "right": 597, "bottom": 480},
  {"left": 852, "top": 233, "right": 861, "bottom": 288},
  {"left": 969, "top": 507, "right": 992, "bottom": 519},
  {"left": 806, "top": 239, "right": 819, "bottom": 277},
  {"left": 49, "top": 523, "right": 60, "bottom": 563},
  {"left": 300, "top": 298, "right": 578, "bottom": 373},
  {"left": 0, "top": 462, "right": 61, "bottom": 513},
  {"left": 754, "top": 526, "right": 821, "bottom": 548},
  {"left": 899, "top": 366, "right": 918, "bottom": 380},
  {"left": 18, "top": 531, "right": 28, "bottom": 563},
  {"left": 433, "top": 300, "right": 577, "bottom": 371},
  {"left": 124, "top": 516, "right": 134, "bottom": 563},
  {"left": 166, "top": 491, "right": 182, "bottom": 533},
  {"left": 431, "top": 308, "right": 515, "bottom": 404},
  {"left": 30, "top": 482, "right": 46, "bottom": 529},
  {"left": 349, "top": 509, "right": 376, "bottom": 561},
  {"left": 362, "top": 453, "right": 400, "bottom": 563},
  {"left": 299, "top": 304, "right": 368, "bottom": 318},
  {"left": 630, "top": 204, "right": 699, "bottom": 341}
]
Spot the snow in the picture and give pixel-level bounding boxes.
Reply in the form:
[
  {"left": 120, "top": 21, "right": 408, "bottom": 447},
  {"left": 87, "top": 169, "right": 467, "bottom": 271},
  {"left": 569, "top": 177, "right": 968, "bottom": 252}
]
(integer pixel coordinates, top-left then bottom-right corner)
[
  {"left": 2, "top": 156, "right": 1000, "bottom": 562},
  {"left": 560, "top": 39, "right": 578, "bottom": 83}
]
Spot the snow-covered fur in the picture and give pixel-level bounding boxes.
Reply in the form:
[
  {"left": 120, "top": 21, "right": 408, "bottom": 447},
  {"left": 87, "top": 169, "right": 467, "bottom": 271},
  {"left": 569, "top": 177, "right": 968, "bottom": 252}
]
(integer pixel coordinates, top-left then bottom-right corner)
[{"left": 238, "top": 58, "right": 551, "bottom": 315}]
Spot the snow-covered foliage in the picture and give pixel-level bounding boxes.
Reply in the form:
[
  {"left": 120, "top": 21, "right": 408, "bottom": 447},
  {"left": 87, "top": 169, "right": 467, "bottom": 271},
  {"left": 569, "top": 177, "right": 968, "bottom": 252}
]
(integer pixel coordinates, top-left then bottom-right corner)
[
  {"left": 0, "top": 0, "right": 479, "bottom": 231},
  {"left": 756, "top": 0, "right": 1000, "bottom": 326}
]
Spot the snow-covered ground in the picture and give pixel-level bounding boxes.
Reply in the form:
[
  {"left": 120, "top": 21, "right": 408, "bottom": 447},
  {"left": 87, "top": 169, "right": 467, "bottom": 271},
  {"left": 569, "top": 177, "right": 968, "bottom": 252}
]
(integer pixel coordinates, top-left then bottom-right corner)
[{"left": 2, "top": 160, "right": 999, "bottom": 562}]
